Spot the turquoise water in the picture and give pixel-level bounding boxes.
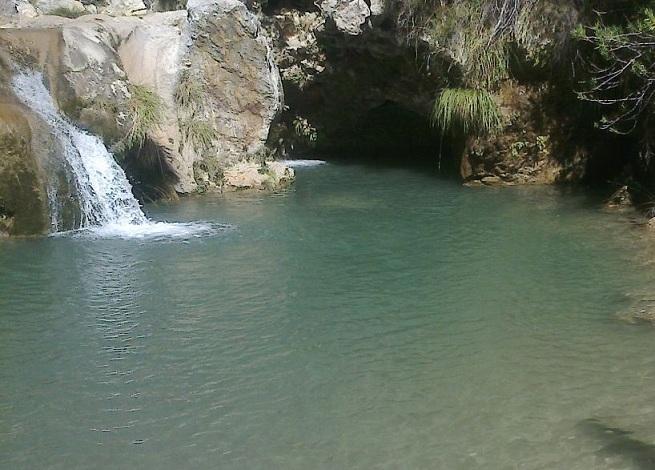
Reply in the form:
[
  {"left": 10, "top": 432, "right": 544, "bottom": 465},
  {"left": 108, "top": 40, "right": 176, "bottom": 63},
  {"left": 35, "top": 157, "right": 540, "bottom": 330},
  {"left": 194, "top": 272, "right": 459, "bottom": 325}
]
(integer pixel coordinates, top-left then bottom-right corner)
[{"left": 2, "top": 163, "right": 655, "bottom": 469}]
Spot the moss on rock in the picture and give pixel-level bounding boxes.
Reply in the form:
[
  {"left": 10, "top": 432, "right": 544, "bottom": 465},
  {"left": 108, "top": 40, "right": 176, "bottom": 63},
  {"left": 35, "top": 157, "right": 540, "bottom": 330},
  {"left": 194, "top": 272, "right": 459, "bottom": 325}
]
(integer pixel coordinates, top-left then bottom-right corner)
[{"left": 0, "top": 104, "right": 49, "bottom": 235}]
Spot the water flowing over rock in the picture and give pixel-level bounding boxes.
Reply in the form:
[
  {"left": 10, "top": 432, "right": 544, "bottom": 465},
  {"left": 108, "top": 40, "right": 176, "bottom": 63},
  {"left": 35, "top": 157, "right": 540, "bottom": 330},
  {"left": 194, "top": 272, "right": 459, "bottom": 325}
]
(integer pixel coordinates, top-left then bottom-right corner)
[
  {"left": 0, "top": 0, "right": 288, "bottom": 212},
  {"left": 12, "top": 71, "right": 148, "bottom": 227},
  {"left": 8, "top": 71, "right": 218, "bottom": 238}
]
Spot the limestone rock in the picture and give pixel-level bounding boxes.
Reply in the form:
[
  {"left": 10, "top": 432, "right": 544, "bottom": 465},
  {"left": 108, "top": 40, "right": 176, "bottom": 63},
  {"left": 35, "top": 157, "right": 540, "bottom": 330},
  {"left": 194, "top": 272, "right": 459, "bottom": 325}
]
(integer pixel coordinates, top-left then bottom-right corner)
[
  {"left": 369, "top": 0, "right": 384, "bottom": 16},
  {"left": 265, "top": 10, "right": 326, "bottom": 89},
  {"left": 319, "top": 0, "right": 370, "bottom": 35},
  {"left": 185, "top": 0, "right": 283, "bottom": 190},
  {"left": 33, "top": 0, "right": 86, "bottom": 15},
  {"left": 223, "top": 160, "right": 294, "bottom": 190},
  {"left": 0, "top": 0, "right": 38, "bottom": 18},
  {"left": 266, "top": 161, "right": 295, "bottom": 187},
  {"left": 115, "top": 11, "right": 192, "bottom": 190},
  {"left": 104, "top": 0, "right": 147, "bottom": 17},
  {"left": 606, "top": 185, "right": 633, "bottom": 209},
  {"left": 0, "top": 0, "right": 286, "bottom": 209},
  {"left": 464, "top": 82, "right": 587, "bottom": 186},
  {"left": 0, "top": 64, "right": 56, "bottom": 235}
]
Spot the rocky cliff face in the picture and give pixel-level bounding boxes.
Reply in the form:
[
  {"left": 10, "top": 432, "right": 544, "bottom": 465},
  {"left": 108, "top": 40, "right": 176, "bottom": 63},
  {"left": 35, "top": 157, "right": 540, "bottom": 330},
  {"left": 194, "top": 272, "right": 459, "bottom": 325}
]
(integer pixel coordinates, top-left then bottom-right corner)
[
  {"left": 0, "top": 0, "right": 293, "bottom": 233},
  {"left": 0, "top": 0, "right": 287, "bottom": 190},
  {"left": 262, "top": 0, "right": 628, "bottom": 185},
  {"left": 0, "top": 0, "right": 643, "bottom": 235}
]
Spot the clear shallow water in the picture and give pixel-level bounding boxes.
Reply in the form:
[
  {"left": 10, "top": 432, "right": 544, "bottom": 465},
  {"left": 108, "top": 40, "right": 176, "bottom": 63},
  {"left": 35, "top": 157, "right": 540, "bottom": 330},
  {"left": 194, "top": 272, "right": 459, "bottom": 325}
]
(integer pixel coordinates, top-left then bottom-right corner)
[{"left": 2, "top": 164, "right": 655, "bottom": 469}]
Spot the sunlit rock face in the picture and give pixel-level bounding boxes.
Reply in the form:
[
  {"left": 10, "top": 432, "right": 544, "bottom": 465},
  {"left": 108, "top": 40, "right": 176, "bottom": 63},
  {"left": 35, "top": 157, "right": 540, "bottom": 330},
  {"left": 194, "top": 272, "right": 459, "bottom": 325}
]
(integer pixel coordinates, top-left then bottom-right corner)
[
  {"left": 184, "top": 0, "right": 284, "bottom": 191},
  {"left": 0, "top": 0, "right": 287, "bottom": 202}
]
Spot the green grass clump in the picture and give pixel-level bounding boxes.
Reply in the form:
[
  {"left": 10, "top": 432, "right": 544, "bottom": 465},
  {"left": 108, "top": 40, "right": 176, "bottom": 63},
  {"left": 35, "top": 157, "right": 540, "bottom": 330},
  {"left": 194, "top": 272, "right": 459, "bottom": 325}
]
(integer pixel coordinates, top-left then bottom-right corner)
[
  {"left": 174, "top": 70, "right": 205, "bottom": 112},
  {"left": 432, "top": 88, "right": 503, "bottom": 136},
  {"left": 180, "top": 119, "right": 218, "bottom": 152},
  {"left": 124, "top": 84, "right": 164, "bottom": 150},
  {"left": 175, "top": 70, "right": 218, "bottom": 153}
]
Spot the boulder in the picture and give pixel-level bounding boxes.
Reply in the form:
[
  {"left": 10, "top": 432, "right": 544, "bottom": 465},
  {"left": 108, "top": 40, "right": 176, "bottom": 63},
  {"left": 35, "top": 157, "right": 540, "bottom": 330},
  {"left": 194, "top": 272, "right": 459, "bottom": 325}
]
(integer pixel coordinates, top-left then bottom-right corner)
[
  {"left": 184, "top": 0, "right": 283, "bottom": 190},
  {"left": 319, "top": 0, "right": 370, "bottom": 36},
  {"left": 223, "top": 160, "right": 294, "bottom": 190},
  {"left": 104, "top": 0, "right": 147, "bottom": 16},
  {"left": 0, "top": 0, "right": 38, "bottom": 18},
  {"left": 32, "top": 0, "right": 86, "bottom": 16},
  {"left": 115, "top": 11, "right": 192, "bottom": 190},
  {"left": 606, "top": 185, "right": 633, "bottom": 209}
]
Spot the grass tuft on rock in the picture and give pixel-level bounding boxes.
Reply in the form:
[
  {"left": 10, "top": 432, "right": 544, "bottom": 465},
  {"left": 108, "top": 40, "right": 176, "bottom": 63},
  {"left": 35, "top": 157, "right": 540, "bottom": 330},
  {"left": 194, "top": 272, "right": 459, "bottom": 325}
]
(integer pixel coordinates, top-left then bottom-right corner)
[
  {"left": 180, "top": 119, "right": 218, "bottom": 153},
  {"left": 432, "top": 88, "right": 502, "bottom": 136},
  {"left": 124, "top": 84, "right": 164, "bottom": 150}
]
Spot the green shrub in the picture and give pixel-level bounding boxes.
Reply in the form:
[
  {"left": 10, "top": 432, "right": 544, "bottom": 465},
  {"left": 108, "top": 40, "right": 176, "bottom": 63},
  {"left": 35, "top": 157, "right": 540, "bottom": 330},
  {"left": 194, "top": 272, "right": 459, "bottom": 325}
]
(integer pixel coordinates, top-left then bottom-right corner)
[
  {"left": 575, "top": 4, "right": 655, "bottom": 134},
  {"left": 432, "top": 88, "right": 503, "bottom": 136}
]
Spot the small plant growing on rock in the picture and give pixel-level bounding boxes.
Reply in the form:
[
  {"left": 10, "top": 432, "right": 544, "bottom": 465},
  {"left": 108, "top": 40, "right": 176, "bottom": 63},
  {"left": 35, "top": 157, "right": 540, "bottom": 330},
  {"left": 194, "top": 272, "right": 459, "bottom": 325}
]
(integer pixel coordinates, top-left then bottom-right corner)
[
  {"left": 180, "top": 119, "right": 218, "bottom": 153},
  {"left": 175, "top": 70, "right": 205, "bottom": 112},
  {"left": 175, "top": 69, "right": 218, "bottom": 154},
  {"left": 292, "top": 115, "right": 318, "bottom": 145},
  {"left": 432, "top": 88, "right": 502, "bottom": 136},
  {"left": 118, "top": 84, "right": 164, "bottom": 152}
]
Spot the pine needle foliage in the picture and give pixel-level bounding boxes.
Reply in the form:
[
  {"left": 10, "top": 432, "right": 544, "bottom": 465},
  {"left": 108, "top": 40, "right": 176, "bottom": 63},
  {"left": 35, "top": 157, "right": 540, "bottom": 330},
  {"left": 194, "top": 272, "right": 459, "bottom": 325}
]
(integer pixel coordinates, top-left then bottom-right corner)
[
  {"left": 432, "top": 88, "right": 503, "bottom": 136},
  {"left": 575, "top": 3, "right": 655, "bottom": 134}
]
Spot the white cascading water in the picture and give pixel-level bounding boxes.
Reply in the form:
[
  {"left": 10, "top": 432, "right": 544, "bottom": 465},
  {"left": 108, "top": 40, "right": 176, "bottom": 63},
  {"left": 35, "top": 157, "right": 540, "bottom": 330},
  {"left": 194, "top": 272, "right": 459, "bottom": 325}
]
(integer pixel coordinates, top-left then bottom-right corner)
[
  {"left": 280, "top": 159, "right": 327, "bottom": 168},
  {"left": 12, "top": 71, "right": 214, "bottom": 239}
]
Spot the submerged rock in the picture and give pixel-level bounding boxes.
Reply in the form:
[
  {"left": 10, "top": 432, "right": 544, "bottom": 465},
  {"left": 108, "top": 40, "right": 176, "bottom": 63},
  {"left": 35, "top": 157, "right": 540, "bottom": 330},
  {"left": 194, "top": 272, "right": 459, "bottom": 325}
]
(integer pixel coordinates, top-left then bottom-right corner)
[
  {"left": 606, "top": 185, "right": 633, "bottom": 209},
  {"left": 618, "top": 298, "right": 655, "bottom": 325}
]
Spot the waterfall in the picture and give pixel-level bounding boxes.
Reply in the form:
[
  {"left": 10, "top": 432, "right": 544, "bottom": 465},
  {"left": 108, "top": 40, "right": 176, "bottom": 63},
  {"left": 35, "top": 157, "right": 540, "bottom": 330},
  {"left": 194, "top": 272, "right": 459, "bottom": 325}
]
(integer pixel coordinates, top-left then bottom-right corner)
[{"left": 11, "top": 71, "right": 215, "bottom": 239}]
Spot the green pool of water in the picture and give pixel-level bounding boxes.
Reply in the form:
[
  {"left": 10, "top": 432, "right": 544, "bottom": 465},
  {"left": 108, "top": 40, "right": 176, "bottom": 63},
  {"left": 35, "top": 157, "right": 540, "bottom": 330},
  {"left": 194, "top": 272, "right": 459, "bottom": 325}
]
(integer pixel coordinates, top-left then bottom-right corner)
[{"left": 2, "top": 163, "right": 655, "bottom": 469}]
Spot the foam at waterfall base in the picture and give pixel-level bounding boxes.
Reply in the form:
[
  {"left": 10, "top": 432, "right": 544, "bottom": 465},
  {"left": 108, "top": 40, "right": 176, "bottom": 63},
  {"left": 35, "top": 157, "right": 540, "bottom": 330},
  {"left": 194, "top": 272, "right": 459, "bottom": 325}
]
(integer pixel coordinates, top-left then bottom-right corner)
[
  {"left": 55, "top": 221, "right": 230, "bottom": 240},
  {"left": 279, "top": 159, "right": 327, "bottom": 168},
  {"left": 11, "top": 71, "right": 226, "bottom": 239}
]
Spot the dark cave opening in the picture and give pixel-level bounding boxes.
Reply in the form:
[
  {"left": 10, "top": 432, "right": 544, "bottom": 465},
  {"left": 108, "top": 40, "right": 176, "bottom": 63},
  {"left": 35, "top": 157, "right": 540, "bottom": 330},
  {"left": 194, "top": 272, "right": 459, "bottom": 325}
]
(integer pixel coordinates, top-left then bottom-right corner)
[{"left": 313, "top": 101, "right": 461, "bottom": 175}]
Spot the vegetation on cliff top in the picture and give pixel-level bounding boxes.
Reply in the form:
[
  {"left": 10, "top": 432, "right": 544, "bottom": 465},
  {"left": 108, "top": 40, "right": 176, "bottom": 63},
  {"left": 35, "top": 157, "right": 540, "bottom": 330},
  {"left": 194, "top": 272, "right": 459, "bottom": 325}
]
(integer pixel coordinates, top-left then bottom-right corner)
[{"left": 396, "top": 0, "right": 654, "bottom": 170}]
